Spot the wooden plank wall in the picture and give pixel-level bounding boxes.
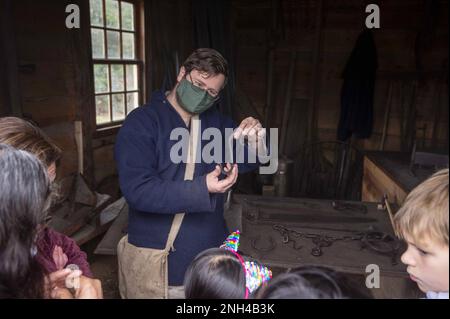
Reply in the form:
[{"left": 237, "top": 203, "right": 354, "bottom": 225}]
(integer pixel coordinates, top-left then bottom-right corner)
[
  {"left": 11, "top": 0, "right": 81, "bottom": 181},
  {"left": 0, "top": 38, "right": 9, "bottom": 116},
  {"left": 8, "top": 0, "right": 122, "bottom": 194},
  {"left": 2, "top": 0, "right": 447, "bottom": 196},
  {"left": 5, "top": 0, "right": 194, "bottom": 196},
  {"left": 0, "top": 0, "right": 22, "bottom": 117},
  {"left": 7, "top": 0, "right": 104, "bottom": 192},
  {"left": 232, "top": 0, "right": 449, "bottom": 155}
]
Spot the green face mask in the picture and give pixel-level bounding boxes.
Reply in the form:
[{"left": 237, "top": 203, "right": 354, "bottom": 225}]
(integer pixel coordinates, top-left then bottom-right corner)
[{"left": 175, "top": 78, "right": 217, "bottom": 114}]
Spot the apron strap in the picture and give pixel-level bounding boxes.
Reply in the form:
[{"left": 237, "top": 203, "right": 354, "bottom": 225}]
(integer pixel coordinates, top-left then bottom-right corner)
[{"left": 165, "top": 114, "right": 200, "bottom": 252}]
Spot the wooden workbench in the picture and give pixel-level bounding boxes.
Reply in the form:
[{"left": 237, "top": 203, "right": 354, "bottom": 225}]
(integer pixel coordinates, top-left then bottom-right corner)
[
  {"left": 362, "top": 151, "right": 436, "bottom": 205},
  {"left": 227, "top": 194, "right": 423, "bottom": 298}
]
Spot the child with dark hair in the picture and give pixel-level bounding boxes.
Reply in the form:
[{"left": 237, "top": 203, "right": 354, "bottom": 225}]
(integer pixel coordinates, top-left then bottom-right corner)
[
  {"left": 255, "top": 266, "right": 373, "bottom": 299},
  {"left": 0, "top": 144, "right": 102, "bottom": 299},
  {"left": 0, "top": 117, "right": 93, "bottom": 278},
  {"left": 184, "top": 231, "right": 272, "bottom": 299}
]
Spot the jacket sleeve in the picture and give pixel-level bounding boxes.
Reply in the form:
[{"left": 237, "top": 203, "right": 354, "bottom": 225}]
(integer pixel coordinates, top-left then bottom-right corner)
[
  {"left": 115, "top": 120, "right": 216, "bottom": 214},
  {"left": 45, "top": 228, "right": 93, "bottom": 278}
]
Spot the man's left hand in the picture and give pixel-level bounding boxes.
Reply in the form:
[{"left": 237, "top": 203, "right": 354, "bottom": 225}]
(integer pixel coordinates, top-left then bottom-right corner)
[
  {"left": 234, "top": 117, "right": 267, "bottom": 153},
  {"left": 234, "top": 116, "right": 266, "bottom": 139}
]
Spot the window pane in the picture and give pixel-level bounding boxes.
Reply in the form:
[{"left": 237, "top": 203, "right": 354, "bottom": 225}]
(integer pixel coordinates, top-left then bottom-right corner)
[
  {"left": 107, "top": 31, "right": 120, "bottom": 59},
  {"left": 93, "top": 64, "right": 109, "bottom": 93},
  {"left": 91, "top": 29, "right": 105, "bottom": 59},
  {"left": 105, "top": 0, "right": 120, "bottom": 29},
  {"left": 89, "top": 0, "right": 103, "bottom": 27},
  {"left": 122, "top": 32, "right": 135, "bottom": 59},
  {"left": 112, "top": 93, "right": 126, "bottom": 121},
  {"left": 121, "top": 2, "right": 134, "bottom": 31},
  {"left": 126, "top": 92, "right": 139, "bottom": 113},
  {"left": 96, "top": 95, "right": 110, "bottom": 124},
  {"left": 126, "top": 65, "right": 138, "bottom": 91},
  {"left": 111, "top": 65, "right": 124, "bottom": 92}
]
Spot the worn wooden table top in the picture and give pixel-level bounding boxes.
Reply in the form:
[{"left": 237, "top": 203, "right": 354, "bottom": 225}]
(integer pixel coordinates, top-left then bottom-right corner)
[
  {"left": 364, "top": 151, "right": 436, "bottom": 193},
  {"left": 232, "top": 194, "right": 408, "bottom": 277}
]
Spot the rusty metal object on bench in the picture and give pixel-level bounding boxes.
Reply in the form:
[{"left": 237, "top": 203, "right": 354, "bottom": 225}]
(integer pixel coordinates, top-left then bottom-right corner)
[
  {"left": 331, "top": 200, "right": 367, "bottom": 214},
  {"left": 236, "top": 194, "right": 407, "bottom": 277},
  {"left": 271, "top": 224, "right": 401, "bottom": 265},
  {"left": 360, "top": 231, "right": 402, "bottom": 266},
  {"left": 243, "top": 197, "right": 376, "bottom": 226}
]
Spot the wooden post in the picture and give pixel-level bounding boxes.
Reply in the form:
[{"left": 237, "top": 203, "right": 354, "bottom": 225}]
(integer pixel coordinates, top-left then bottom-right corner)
[
  {"left": 74, "top": 121, "right": 84, "bottom": 175},
  {"left": 431, "top": 67, "right": 447, "bottom": 149},
  {"left": 307, "top": 0, "right": 324, "bottom": 142},
  {"left": 263, "top": 49, "right": 275, "bottom": 129},
  {"left": 280, "top": 51, "right": 297, "bottom": 155},
  {"left": 379, "top": 81, "right": 394, "bottom": 151},
  {"left": 70, "top": 0, "right": 95, "bottom": 186}
]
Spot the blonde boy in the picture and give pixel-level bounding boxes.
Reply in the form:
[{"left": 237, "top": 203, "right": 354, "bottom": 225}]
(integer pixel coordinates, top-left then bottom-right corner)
[{"left": 394, "top": 168, "right": 449, "bottom": 299}]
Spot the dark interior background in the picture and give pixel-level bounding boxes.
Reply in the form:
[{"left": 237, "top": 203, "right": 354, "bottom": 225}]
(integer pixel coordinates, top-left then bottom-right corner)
[{"left": 0, "top": 0, "right": 448, "bottom": 198}]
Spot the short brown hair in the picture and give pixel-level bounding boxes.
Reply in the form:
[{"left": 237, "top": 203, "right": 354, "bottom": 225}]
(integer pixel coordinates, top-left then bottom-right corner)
[
  {"left": 182, "top": 48, "right": 228, "bottom": 78},
  {"left": 0, "top": 117, "right": 62, "bottom": 167},
  {"left": 394, "top": 169, "right": 449, "bottom": 246}
]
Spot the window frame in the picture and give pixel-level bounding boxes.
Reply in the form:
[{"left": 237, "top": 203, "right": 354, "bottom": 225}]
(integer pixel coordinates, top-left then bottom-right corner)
[{"left": 88, "top": 0, "right": 145, "bottom": 134}]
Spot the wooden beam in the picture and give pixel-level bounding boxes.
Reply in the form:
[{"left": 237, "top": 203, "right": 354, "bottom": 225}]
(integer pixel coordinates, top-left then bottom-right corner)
[
  {"left": 307, "top": 0, "right": 324, "bottom": 142},
  {"left": 379, "top": 81, "right": 394, "bottom": 151},
  {"left": 280, "top": 51, "right": 297, "bottom": 155},
  {"left": 71, "top": 0, "right": 96, "bottom": 187}
]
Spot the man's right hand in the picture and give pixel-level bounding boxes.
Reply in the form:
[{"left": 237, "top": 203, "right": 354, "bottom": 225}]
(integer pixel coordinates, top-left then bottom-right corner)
[{"left": 206, "top": 163, "right": 238, "bottom": 193}]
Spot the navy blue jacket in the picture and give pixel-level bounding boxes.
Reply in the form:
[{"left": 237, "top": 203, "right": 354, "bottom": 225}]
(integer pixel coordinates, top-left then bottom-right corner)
[{"left": 115, "top": 91, "right": 259, "bottom": 285}]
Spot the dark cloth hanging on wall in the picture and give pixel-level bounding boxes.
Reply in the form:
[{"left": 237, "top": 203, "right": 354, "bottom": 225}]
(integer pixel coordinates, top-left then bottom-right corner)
[
  {"left": 144, "top": 0, "right": 234, "bottom": 115},
  {"left": 192, "top": 0, "right": 235, "bottom": 117},
  {"left": 144, "top": 0, "right": 194, "bottom": 98},
  {"left": 337, "top": 30, "right": 378, "bottom": 141}
]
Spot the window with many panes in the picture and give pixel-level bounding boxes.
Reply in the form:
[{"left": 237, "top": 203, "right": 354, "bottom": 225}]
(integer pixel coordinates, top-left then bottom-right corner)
[{"left": 89, "top": 0, "right": 142, "bottom": 126}]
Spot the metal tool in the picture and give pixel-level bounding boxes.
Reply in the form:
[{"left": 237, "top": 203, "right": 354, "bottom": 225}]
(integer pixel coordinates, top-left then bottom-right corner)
[
  {"left": 272, "top": 224, "right": 401, "bottom": 265},
  {"left": 251, "top": 235, "right": 277, "bottom": 253},
  {"left": 360, "top": 231, "right": 401, "bottom": 265},
  {"left": 219, "top": 133, "right": 236, "bottom": 175}
]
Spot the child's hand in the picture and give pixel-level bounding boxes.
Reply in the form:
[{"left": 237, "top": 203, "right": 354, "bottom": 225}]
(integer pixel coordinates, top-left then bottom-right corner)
[
  {"left": 52, "top": 245, "right": 68, "bottom": 270},
  {"left": 74, "top": 276, "right": 103, "bottom": 299},
  {"left": 44, "top": 268, "right": 81, "bottom": 298},
  {"left": 51, "top": 287, "right": 74, "bottom": 299},
  {"left": 50, "top": 276, "right": 103, "bottom": 299}
]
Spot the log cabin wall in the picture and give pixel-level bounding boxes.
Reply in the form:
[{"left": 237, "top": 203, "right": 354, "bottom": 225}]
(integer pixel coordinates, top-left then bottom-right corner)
[
  {"left": 0, "top": 0, "right": 21, "bottom": 117},
  {"left": 0, "top": 14, "right": 9, "bottom": 116},
  {"left": 4, "top": 0, "right": 193, "bottom": 197},
  {"left": 232, "top": 0, "right": 449, "bottom": 157},
  {"left": 0, "top": 44, "right": 9, "bottom": 116},
  {"left": 9, "top": 0, "right": 83, "bottom": 185},
  {"left": 7, "top": 0, "right": 125, "bottom": 194},
  {"left": 1, "top": 0, "right": 448, "bottom": 197}
]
